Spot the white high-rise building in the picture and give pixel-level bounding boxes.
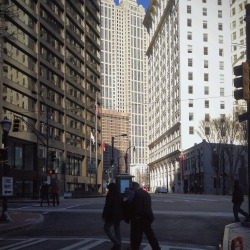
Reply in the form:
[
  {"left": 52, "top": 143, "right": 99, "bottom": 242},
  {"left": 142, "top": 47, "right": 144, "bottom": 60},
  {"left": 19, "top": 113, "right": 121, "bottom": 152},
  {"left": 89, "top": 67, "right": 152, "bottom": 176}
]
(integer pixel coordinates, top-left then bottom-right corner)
[
  {"left": 100, "top": 0, "right": 149, "bottom": 184},
  {"left": 144, "top": 0, "right": 233, "bottom": 192}
]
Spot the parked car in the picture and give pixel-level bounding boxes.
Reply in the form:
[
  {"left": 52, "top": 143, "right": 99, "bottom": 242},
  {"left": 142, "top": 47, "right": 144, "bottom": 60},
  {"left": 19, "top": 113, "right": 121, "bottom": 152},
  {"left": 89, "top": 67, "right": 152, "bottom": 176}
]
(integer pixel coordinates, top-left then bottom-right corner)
[{"left": 155, "top": 187, "right": 168, "bottom": 194}]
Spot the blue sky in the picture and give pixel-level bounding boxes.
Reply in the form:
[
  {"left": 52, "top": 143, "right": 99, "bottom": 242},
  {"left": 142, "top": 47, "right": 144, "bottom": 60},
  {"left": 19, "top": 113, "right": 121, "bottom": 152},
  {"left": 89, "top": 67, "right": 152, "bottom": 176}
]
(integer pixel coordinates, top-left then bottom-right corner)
[{"left": 114, "top": 0, "right": 150, "bottom": 10}]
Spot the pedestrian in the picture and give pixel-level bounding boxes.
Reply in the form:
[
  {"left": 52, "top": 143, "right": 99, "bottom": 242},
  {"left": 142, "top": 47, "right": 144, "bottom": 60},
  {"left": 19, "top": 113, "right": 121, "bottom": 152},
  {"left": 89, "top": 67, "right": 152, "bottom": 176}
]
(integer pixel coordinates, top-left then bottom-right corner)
[
  {"left": 232, "top": 179, "right": 249, "bottom": 222},
  {"left": 129, "top": 181, "right": 161, "bottom": 250},
  {"left": 40, "top": 183, "right": 50, "bottom": 207},
  {"left": 51, "top": 181, "right": 60, "bottom": 206},
  {"left": 102, "top": 183, "right": 123, "bottom": 250},
  {"left": 172, "top": 185, "right": 175, "bottom": 193}
]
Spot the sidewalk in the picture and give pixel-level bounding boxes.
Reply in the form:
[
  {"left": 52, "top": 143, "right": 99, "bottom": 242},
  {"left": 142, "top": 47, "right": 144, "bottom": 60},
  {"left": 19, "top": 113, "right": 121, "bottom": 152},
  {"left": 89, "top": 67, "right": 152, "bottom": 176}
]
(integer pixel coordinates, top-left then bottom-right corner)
[{"left": 0, "top": 211, "right": 43, "bottom": 232}]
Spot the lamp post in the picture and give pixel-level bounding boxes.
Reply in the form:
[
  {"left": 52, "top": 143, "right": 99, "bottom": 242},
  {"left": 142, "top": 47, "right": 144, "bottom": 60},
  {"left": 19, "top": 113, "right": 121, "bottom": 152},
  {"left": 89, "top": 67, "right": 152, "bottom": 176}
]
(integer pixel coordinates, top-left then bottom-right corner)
[
  {"left": 32, "top": 90, "right": 50, "bottom": 174},
  {"left": 124, "top": 145, "right": 135, "bottom": 174},
  {"left": 1, "top": 116, "right": 12, "bottom": 221}
]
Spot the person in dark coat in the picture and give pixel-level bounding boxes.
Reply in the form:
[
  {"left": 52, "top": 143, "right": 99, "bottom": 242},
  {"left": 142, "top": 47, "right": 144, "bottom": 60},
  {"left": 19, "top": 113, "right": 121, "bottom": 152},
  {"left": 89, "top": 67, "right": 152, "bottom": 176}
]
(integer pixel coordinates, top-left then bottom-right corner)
[
  {"left": 40, "top": 183, "right": 50, "bottom": 207},
  {"left": 102, "top": 183, "right": 123, "bottom": 250},
  {"left": 232, "top": 180, "right": 249, "bottom": 222},
  {"left": 129, "top": 182, "right": 161, "bottom": 250},
  {"left": 51, "top": 181, "right": 60, "bottom": 206}
]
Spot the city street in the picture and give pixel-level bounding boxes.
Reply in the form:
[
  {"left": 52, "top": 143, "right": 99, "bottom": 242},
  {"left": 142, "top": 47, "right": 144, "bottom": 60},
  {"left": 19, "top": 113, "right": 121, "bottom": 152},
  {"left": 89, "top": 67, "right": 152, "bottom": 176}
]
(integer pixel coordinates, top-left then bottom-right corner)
[{"left": 1, "top": 193, "right": 247, "bottom": 249}]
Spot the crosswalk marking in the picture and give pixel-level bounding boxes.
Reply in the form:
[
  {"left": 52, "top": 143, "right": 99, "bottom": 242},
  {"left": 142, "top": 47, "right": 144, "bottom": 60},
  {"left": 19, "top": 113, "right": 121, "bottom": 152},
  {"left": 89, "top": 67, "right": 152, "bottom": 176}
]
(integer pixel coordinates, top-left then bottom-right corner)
[
  {"left": 0, "top": 237, "right": 216, "bottom": 250},
  {"left": 78, "top": 239, "right": 106, "bottom": 249},
  {"left": 60, "top": 239, "right": 93, "bottom": 250},
  {"left": 0, "top": 238, "right": 46, "bottom": 250}
]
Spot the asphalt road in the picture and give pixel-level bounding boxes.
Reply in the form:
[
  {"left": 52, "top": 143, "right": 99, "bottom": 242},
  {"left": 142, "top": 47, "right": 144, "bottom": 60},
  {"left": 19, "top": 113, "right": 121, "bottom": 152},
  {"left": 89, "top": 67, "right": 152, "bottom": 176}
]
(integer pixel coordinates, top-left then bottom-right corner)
[{"left": 1, "top": 193, "right": 248, "bottom": 249}]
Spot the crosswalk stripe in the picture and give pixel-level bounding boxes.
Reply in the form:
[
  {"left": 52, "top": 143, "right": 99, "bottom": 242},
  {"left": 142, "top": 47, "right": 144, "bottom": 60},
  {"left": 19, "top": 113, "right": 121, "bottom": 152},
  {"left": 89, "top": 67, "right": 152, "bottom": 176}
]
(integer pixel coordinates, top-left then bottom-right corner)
[
  {"left": 0, "top": 239, "right": 46, "bottom": 250},
  {"left": 77, "top": 239, "right": 106, "bottom": 249},
  {"left": 60, "top": 239, "right": 93, "bottom": 250}
]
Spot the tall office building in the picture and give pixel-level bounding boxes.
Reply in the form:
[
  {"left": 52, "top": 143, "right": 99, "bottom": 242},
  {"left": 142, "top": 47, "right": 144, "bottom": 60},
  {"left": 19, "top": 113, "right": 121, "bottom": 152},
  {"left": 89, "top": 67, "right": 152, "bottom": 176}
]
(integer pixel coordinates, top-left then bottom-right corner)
[
  {"left": 100, "top": 0, "right": 149, "bottom": 182},
  {"left": 0, "top": 0, "right": 102, "bottom": 196},
  {"left": 144, "top": 0, "right": 233, "bottom": 192}
]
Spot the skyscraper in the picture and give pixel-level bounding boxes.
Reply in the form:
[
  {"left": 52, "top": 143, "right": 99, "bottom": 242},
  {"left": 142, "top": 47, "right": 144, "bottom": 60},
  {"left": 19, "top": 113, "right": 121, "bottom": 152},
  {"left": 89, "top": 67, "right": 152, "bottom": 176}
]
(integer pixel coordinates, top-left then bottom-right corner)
[
  {"left": 144, "top": 0, "right": 233, "bottom": 191},
  {"left": 0, "top": 0, "right": 101, "bottom": 195},
  {"left": 100, "top": 0, "right": 149, "bottom": 181}
]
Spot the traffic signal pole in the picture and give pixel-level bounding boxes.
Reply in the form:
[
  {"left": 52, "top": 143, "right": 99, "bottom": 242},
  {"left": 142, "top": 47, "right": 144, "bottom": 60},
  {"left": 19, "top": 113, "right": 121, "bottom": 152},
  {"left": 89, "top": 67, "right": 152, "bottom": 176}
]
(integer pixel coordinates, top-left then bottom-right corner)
[{"left": 246, "top": 3, "right": 250, "bottom": 216}]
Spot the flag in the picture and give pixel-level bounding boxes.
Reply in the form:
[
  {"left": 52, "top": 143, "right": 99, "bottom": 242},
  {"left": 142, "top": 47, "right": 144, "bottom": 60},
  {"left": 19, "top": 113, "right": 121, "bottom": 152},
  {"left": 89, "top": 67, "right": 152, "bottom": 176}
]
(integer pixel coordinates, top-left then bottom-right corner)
[
  {"left": 91, "top": 132, "right": 95, "bottom": 144},
  {"left": 102, "top": 142, "right": 106, "bottom": 152}
]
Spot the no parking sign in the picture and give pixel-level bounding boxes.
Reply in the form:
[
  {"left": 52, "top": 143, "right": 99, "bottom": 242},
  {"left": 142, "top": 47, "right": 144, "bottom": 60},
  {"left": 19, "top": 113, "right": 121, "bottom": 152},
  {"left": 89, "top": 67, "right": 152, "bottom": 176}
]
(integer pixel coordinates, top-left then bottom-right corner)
[{"left": 2, "top": 176, "right": 13, "bottom": 196}]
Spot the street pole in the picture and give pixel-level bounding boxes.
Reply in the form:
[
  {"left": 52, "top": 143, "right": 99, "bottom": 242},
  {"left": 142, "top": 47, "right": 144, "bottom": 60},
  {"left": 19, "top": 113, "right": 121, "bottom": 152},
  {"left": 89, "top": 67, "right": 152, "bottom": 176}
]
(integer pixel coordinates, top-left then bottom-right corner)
[
  {"left": 0, "top": 117, "right": 11, "bottom": 221},
  {"left": 246, "top": 2, "right": 250, "bottom": 216},
  {"left": 125, "top": 146, "right": 135, "bottom": 174},
  {"left": 32, "top": 91, "right": 49, "bottom": 175}
]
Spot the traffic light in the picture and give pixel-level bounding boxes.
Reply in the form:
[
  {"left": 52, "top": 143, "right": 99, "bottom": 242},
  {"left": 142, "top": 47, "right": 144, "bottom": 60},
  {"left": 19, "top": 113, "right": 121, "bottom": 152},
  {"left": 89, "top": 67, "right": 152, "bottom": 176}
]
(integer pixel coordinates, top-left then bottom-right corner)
[
  {"left": 49, "top": 169, "right": 55, "bottom": 175},
  {"left": 12, "top": 118, "right": 20, "bottom": 132},
  {"left": 0, "top": 148, "right": 7, "bottom": 161},
  {"left": 233, "top": 62, "right": 250, "bottom": 100},
  {"left": 50, "top": 151, "right": 56, "bottom": 162}
]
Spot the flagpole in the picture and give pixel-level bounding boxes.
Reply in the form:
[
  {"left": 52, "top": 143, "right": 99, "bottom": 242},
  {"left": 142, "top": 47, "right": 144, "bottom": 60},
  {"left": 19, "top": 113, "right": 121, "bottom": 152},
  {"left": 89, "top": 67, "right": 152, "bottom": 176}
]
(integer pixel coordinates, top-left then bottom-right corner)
[{"left": 95, "top": 92, "right": 98, "bottom": 192}]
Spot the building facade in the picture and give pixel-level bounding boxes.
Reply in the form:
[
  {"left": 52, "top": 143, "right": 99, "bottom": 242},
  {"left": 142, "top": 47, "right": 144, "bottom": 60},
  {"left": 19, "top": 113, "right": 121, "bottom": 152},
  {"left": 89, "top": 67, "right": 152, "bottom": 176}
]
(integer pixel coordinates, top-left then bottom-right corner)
[
  {"left": 144, "top": 0, "right": 234, "bottom": 192},
  {"left": 0, "top": 0, "right": 102, "bottom": 197},
  {"left": 101, "top": 108, "right": 130, "bottom": 184},
  {"left": 100, "top": 0, "right": 149, "bottom": 182}
]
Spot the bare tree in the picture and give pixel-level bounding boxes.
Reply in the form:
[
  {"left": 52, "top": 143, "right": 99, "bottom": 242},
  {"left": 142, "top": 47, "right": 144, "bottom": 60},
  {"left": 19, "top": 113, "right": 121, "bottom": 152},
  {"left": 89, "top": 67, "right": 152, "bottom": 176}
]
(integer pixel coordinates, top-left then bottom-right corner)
[{"left": 197, "top": 115, "right": 247, "bottom": 194}]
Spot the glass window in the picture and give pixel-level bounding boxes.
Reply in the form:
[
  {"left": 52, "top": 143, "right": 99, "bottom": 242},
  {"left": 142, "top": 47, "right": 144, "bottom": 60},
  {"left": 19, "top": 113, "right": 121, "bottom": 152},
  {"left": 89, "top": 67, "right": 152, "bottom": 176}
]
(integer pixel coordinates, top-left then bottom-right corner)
[
  {"left": 188, "top": 72, "right": 193, "bottom": 80},
  {"left": 189, "top": 113, "right": 194, "bottom": 121},
  {"left": 204, "top": 60, "right": 208, "bottom": 68},
  {"left": 188, "top": 58, "right": 193, "bottom": 66},
  {"left": 188, "top": 85, "right": 193, "bottom": 94},
  {"left": 203, "top": 33, "right": 208, "bottom": 42},
  {"left": 204, "top": 73, "right": 209, "bottom": 81},
  {"left": 188, "top": 45, "right": 192, "bottom": 53},
  {"left": 187, "top": 5, "right": 191, "bottom": 14},
  {"left": 203, "top": 8, "right": 207, "bottom": 16},
  {"left": 189, "top": 127, "right": 194, "bottom": 134},
  {"left": 205, "top": 100, "right": 209, "bottom": 108},
  {"left": 189, "top": 99, "right": 194, "bottom": 107},
  {"left": 220, "top": 101, "right": 225, "bottom": 109},
  {"left": 204, "top": 47, "right": 208, "bottom": 55},
  {"left": 187, "top": 19, "right": 192, "bottom": 27},
  {"left": 203, "top": 21, "right": 207, "bottom": 29},
  {"left": 218, "top": 10, "right": 222, "bottom": 18},
  {"left": 218, "top": 23, "right": 223, "bottom": 31},
  {"left": 204, "top": 86, "right": 209, "bottom": 95}
]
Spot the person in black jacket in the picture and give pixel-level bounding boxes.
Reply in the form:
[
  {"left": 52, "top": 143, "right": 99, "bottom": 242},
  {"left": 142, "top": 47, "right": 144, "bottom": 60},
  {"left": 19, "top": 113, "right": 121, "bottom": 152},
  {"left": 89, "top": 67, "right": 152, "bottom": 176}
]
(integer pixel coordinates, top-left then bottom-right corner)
[
  {"left": 232, "top": 180, "right": 249, "bottom": 222},
  {"left": 102, "top": 183, "right": 123, "bottom": 250},
  {"left": 129, "top": 182, "right": 161, "bottom": 250}
]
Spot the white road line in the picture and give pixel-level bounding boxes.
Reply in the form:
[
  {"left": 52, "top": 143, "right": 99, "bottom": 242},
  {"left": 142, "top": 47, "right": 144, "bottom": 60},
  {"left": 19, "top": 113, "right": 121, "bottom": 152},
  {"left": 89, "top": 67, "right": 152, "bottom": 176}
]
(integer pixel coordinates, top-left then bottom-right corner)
[
  {"left": 77, "top": 239, "right": 106, "bottom": 249},
  {"left": 60, "top": 239, "right": 93, "bottom": 250},
  {"left": 0, "top": 239, "right": 46, "bottom": 250}
]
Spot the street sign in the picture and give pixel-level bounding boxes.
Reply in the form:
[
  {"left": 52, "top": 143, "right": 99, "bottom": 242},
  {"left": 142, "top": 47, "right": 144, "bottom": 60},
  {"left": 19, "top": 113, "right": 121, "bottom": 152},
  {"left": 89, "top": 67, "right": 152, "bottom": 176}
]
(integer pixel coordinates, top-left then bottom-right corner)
[{"left": 2, "top": 176, "right": 13, "bottom": 196}]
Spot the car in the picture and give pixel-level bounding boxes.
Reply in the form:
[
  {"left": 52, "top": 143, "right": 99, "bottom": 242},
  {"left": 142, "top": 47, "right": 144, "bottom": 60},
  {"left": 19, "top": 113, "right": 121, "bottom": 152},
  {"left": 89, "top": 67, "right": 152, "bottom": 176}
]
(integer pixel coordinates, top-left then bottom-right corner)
[{"left": 155, "top": 187, "right": 168, "bottom": 194}]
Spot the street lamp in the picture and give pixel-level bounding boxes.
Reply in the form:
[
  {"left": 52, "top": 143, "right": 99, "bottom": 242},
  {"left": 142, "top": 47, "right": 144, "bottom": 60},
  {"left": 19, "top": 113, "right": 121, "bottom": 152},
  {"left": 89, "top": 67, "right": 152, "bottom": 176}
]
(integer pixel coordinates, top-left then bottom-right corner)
[
  {"left": 32, "top": 90, "right": 50, "bottom": 174},
  {"left": 1, "top": 116, "right": 12, "bottom": 221},
  {"left": 124, "top": 145, "right": 135, "bottom": 174}
]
